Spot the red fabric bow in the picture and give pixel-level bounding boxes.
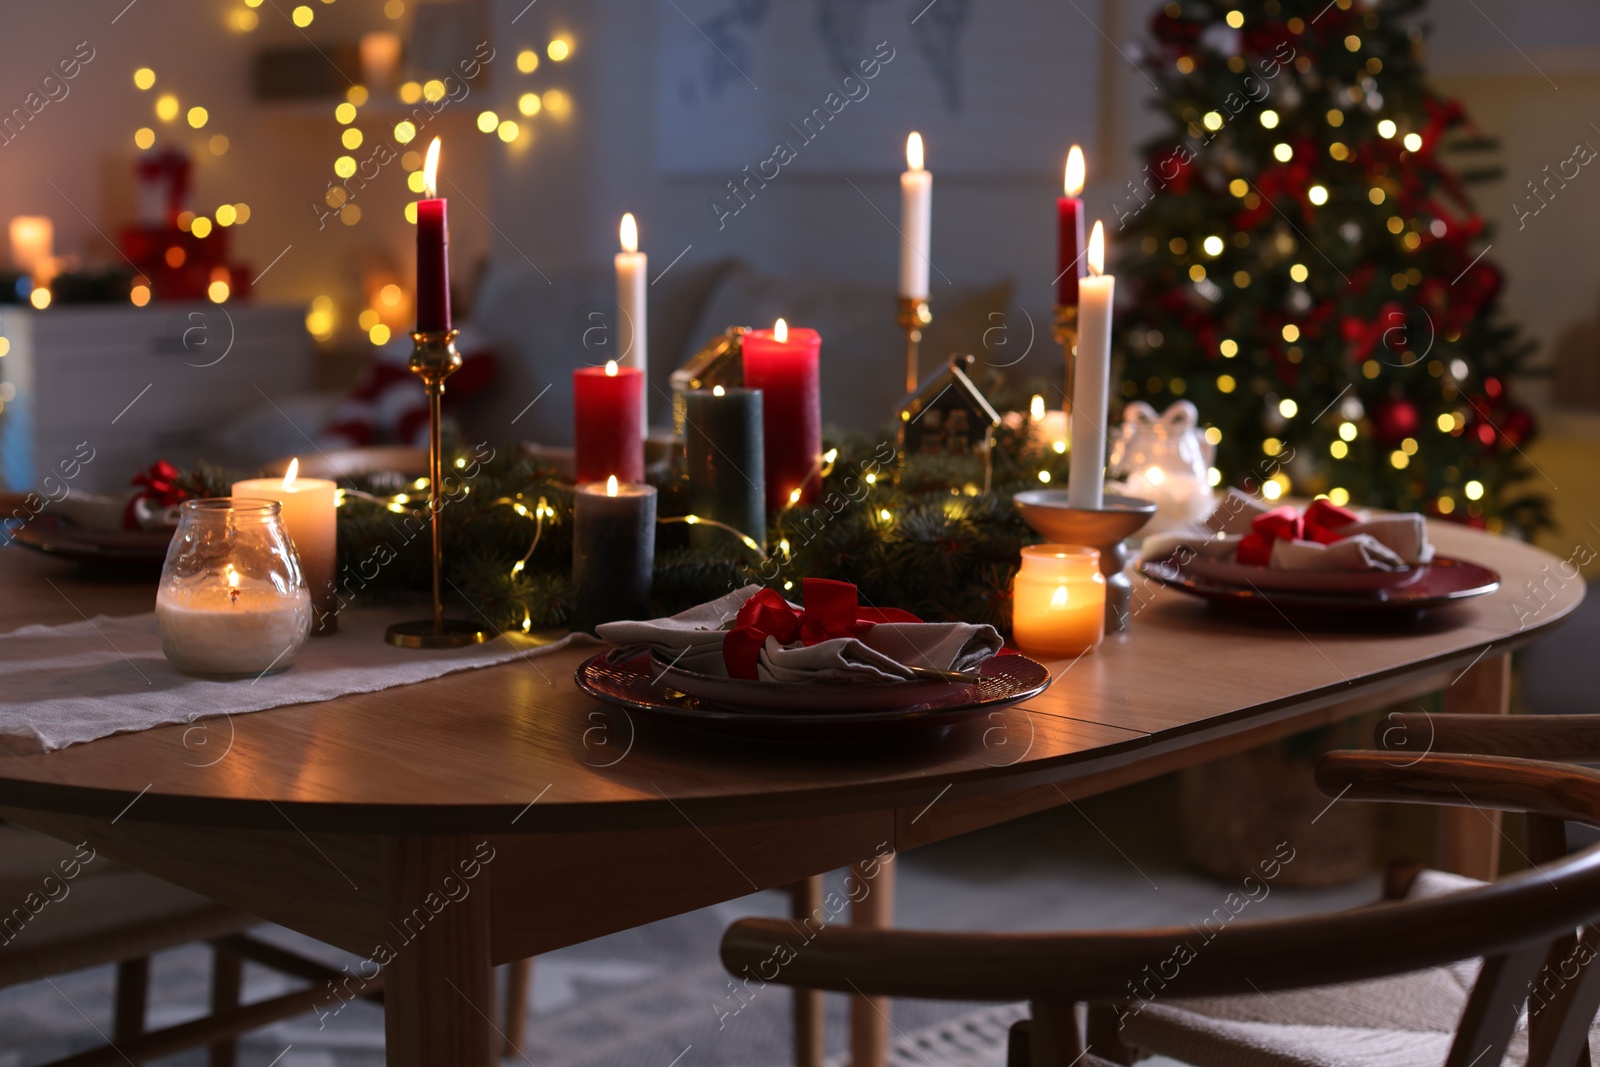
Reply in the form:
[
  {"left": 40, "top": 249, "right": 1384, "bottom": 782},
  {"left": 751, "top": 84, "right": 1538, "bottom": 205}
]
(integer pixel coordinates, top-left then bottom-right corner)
[
  {"left": 722, "top": 578, "right": 919, "bottom": 680},
  {"left": 126, "top": 459, "right": 190, "bottom": 528},
  {"left": 1235, "top": 499, "right": 1359, "bottom": 566}
]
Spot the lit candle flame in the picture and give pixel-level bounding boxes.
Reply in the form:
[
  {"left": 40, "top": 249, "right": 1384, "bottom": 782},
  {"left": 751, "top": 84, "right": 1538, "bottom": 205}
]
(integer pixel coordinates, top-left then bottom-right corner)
[
  {"left": 1088, "top": 220, "right": 1105, "bottom": 277},
  {"left": 282, "top": 457, "right": 299, "bottom": 490},
  {"left": 906, "top": 131, "right": 924, "bottom": 172},
  {"left": 604, "top": 359, "right": 618, "bottom": 376},
  {"left": 773, "top": 317, "right": 788, "bottom": 343},
  {"left": 225, "top": 563, "right": 240, "bottom": 589},
  {"left": 1030, "top": 394, "right": 1046, "bottom": 421},
  {"left": 619, "top": 212, "right": 638, "bottom": 254},
  {"left": 1050, "top": 585, "right": 1068, "bottom": 609},
  {"left": 1144, "top": 465, "right": 1167, "bottom": 486},
  {"left": 1064, "top": 145, "right": 1085, "bottom": 197},
  {"left": 423, "top": 137, "right": 441, "bottom": 199},
  {"left": 606, "top": 474, "right": 618, "bottom": 497}
]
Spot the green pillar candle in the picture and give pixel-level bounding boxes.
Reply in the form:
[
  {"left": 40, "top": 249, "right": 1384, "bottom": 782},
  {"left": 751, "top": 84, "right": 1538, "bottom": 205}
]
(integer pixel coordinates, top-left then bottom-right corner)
[
  {"left": 684, "top": 387, "right": 765, "bottom": 552},
  {"left": 572, "top": 477, "right": 656, "bottom": 632}
]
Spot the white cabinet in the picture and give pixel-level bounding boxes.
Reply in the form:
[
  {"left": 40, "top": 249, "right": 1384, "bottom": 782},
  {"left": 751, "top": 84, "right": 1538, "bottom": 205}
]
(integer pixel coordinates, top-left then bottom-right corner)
[{"left": 0, "top": 304, "right": 312, "bottom": 492}]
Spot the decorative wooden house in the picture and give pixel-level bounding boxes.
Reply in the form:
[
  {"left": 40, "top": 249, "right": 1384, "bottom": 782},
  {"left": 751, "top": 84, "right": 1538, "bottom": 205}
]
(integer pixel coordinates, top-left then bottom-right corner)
[
  {"left": 670, "top": 326, "right": 746, "bottom": 436},
  {"left": 899, "top": 353, "right": 1002, "bottom": 460}
]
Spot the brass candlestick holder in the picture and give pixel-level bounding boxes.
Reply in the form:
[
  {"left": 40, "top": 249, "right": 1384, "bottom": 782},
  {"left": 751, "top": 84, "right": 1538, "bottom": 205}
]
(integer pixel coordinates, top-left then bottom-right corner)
[
  {"left": 898, "top": 296, "right": 932, "bottom": 394},
  {"left": 1053, "top": 303, "right": 1079, "bottom": 417},
  {"left": 385, "top": 328, "right": 491, "bottom": 649}
]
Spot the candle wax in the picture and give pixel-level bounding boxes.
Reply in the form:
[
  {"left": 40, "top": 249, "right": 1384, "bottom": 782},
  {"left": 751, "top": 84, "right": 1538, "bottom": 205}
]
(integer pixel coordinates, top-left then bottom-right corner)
[
  {"left": 231, "top": 475, "right": 338, "bottom": 632},
  {"left": 615, "top": 249, "right": 648, "bottom": 434},
  {"left": 1067, "top": 272, "right": 1115, "bottom": 510},
  {"left": 1056, "top": 197, "right": 1084, "bottom": 306},
  {"left": 416, "top": 197, "right": 451, "bottom": 333},
  {"left": 899, "top": 169, "right": 932, "bottom": 299},
  {"left": 572, "top": 481, "right": 656, "bottom": 631},
  {"left": 742, "top": 327, "right": 822, "bottom": 512},
  {"left": 684, "top": 388, "right": 765, "bottom": 552},
  {"left": 573, "top": 366, "right": 645, "bottom": 484},
  {"left": 156, "top": 586, "right": 312, "bottom": 677}
]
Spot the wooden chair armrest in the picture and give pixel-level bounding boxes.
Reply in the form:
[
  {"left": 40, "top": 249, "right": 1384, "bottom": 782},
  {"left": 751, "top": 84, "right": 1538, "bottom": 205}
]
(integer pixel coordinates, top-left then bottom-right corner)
[
  {"left": 722, "top": 753, "right": 1600, "bottom": 1006},
  {"left": 1378, "top": 712, "right": 1600, "bottom": 762}
]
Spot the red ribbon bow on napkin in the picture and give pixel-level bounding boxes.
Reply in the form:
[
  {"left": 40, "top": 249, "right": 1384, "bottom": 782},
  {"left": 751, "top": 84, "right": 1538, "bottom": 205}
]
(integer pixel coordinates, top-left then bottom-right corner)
[
  {"left": 723, "top": 578, "right": 919, "bottom": 680},
  {"left": 125, "top": 459, "right": 190, "bottom": 529},
  {"left": 1236, "top": 499, "right": 1360, "bottom": 566}
]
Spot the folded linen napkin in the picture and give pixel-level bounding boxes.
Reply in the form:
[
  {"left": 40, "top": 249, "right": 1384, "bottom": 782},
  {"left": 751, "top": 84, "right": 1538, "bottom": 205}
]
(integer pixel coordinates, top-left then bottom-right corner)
[
  {"left": 1141, "top": 491, "right": 1434, "bottom": 572},
  {"left": 595, "top": 581, "right": 1003, "bottom": 684}
]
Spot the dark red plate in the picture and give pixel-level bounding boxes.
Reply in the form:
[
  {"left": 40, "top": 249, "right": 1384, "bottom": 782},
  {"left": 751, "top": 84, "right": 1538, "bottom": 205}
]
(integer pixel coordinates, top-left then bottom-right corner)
[
  {"left": 1140, "top": 552, "right": 1500, "bottom": 621},
  {"left": 9, "top": 514, "right": 171, "bottom": 572},
  {"left": 574, "top": 647, "right": 1052, "bottom": 742}
]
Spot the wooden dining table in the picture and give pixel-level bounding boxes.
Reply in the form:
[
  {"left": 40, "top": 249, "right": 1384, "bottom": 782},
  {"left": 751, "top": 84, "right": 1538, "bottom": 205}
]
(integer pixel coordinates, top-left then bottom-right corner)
[{"left": 0, "top": 518, "right": 1582, "bottom": 1066}]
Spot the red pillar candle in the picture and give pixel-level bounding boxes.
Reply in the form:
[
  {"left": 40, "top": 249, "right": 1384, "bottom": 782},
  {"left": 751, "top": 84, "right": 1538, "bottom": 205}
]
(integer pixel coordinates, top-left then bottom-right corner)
[
  {"left": 1056, "top": 144, "right": 1086, "bottom": 307},
  {"left": 573, "top": 360, "right": 644, "bottom": 484},
  {"left": 742, "top": 318, "right": 821, "bottom": 512},
  {"left": 415, "top": 138, "right": 451, "bottom": 333}
]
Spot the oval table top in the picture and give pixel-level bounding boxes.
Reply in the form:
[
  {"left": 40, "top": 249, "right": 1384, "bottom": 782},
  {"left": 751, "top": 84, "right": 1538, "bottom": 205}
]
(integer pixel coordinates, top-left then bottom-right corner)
[{"left": 0, "top": 520, "right": 1582, "bottom": 833}]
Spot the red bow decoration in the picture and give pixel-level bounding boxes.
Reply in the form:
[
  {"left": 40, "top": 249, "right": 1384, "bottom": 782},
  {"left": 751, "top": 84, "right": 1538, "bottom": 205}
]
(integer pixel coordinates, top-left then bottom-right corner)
[
  {"left": 126, "top": 459, "right": 190, "bottom": 528},
  {"left": 1236, "top": 499, "right": 1360, "bottom": 566},
  {"left": 723, "top": 578, "right": 919, "bottom": 680}
]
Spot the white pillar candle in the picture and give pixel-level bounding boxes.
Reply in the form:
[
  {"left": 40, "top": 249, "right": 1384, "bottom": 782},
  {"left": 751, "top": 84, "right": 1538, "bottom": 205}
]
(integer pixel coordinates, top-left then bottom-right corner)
[
  {"left": 1067, "top": 221, "right": 1114, "bottom": 510},
  {"left": 615, "top": 212, "right": 649, "bottom": 435},
  {"left": 232, "top": 459, "right": 339, "bottom": 631},
  {"left": 899, "top": 132, "right": 932, "bottom": 300}
]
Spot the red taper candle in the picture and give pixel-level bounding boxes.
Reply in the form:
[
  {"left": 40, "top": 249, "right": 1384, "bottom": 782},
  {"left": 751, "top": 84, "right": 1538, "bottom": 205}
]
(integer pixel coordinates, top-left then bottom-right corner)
[
  {"left": 415, "top": 138, "right": 451, "bottom": 333},
  {"left": 573, "top": 361, "right": 645, "bottom": 484},
  {"left": 742, "top": 318, "right": 821, "bottom": 513},
  {"left": 1056, "top": 144, "right": 1086, "bottom": 307}
]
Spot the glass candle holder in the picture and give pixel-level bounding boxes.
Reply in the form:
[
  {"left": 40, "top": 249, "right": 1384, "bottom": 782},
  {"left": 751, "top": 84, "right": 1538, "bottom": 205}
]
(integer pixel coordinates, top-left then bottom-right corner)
[
  {"left": 155, "top": 498, "right": 313, "bottom": 679},
  {"left": 1011, "top": 544, "right": 1105, "bottom": 658}
]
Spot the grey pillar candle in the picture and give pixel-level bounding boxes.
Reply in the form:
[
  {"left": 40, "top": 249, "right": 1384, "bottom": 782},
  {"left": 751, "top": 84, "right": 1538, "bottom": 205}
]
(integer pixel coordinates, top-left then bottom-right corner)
[
  {"left": 684, "top": 387, "right": 765, "bottom": 552},
  {"left": 572, "top": 477, "right": 657, "bottom": 632}
]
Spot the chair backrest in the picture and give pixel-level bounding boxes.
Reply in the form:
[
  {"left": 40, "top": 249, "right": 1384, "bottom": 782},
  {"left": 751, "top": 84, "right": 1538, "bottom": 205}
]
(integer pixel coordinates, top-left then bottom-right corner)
[{"left": 721, "top": 751, "right": 1600, "bottom": 1067}]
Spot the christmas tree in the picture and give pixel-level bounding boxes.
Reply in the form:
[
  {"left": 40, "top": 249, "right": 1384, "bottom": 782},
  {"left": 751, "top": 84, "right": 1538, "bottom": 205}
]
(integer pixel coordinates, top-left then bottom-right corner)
[{"left": 1115, "top": 0, "right": 1548, "bottom": 533}]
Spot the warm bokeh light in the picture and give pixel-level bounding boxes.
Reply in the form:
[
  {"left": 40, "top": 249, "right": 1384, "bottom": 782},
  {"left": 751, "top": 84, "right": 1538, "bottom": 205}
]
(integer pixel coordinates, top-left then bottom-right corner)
[
  {"left": 207, "top": 279, "right": 230, "bottom": 303},
  {"left": 191, "top": 216, "right": 213, "bottom": 238},
  {"left": 209, "top": 134, "right": 229, "bottom": 156},
  {"left": 1403, "top": 132, "right": 1423, "bottom": 152},
  {"left": 1377, "top": 119, "right": 1397, "bottom": 139},
  {"left": 165, "top": 246, "right": 186, "bottom": 268},
  {"left": 346, "top": 85, "right": 369, "bottom": 106},
  {"left": 1308, "top": 185, "right": 1329, "bottom": 205},
  {"left": 380, "top": 284, "right": 402, "bottom": 306},
  {"left": 130, "top": 283, "right": 151, "bottom": 307},
  {"left": 394, "top": 120, "right": 416, "bottom": 144},
  {"left": 1202, "top": 235, "right": 1224, "bottom": 256},
  {"left": 404, "top": 202, "right": 417, "bottom": 224},
  {"left": 1064, "top": 144, "right": 1084, "bottom": 196},
  {"left": 134, "top": 68, "right": 155, "bottom": 90},
  {"left": 234, "top": 203, "right": 251, "bottom": 224},
  {"left": 334, "top": 156, "right": 356, "bottom": 178},
  {"left": 541, "top": 90, "right": 571, "bottom": 118},
  {"left": 341, "top": 128, "right": 363, "bottom": 149},
  {"left": 517, "top": 49, "right": 539, "bottom": 73},
  {"left": 399, "top": 81, "right": 422, "bottom": 104},
  {"left": 134, "top": 127, "right": 155, "bottom": 150},
  {"left": 548, "top": 37, "right": 571, "bottom": 61},
  {"left": 29, "top": 287, "right": 50, "bottom": 309},
  {"left": 518, "top": 92, "right": 542, "bottom": 116},
  {"left": 155, "top": 94, "right": 179, "bottom": 122},
  {"left": 370, "top": 323, "right": 391, "bottom": 345},
  {"left": 477, "top": 110, "right": 499, "bottom": 133},
  {"left": 335, "top": 102, "right": 357, "bottom": 124},
  {"left": 422, "top": 79, "right": 445, "bottom": 102},
  {"left": 187, "top": 106, "right": 208, "bottom": 128},
  {"left": 292, "top": 4, "right": 313, "bottom": 26}
]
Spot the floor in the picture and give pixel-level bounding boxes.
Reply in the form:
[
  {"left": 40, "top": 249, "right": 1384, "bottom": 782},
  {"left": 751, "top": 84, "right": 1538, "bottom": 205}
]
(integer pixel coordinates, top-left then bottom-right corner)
[{"left": 0, "top": 775, "right": 1383, "bottom": 1066}]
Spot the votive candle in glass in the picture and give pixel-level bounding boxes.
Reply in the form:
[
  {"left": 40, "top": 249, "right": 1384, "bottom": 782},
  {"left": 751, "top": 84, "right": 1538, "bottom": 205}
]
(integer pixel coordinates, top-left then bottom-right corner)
[
  {"left": 155, "top": 499, "right": 312, "bottom": 678},
  {"left": 1010, "top": 545, "right": 1105, "bottom": 658},
  {"left": 232, "top": 459, "right": 338, "bottom": 635}
]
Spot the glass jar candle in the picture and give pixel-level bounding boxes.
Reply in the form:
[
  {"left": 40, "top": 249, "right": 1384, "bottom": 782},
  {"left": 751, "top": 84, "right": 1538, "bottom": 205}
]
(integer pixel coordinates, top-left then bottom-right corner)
[
  {"left": 155, "top": 498, "right": 313, "bottom": 679},
  {"left": 1011, "top": 545, "right": 1105, "bottom": 658}
]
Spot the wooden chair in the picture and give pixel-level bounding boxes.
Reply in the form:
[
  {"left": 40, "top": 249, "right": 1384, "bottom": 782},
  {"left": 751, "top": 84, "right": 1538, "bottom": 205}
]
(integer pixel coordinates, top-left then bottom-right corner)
[
  {"left": 0, "top": 821, "right": 383, "bottom": 1066},
  {"left": 722, "top": 750, "right": 1600, "bottom": 1067}
]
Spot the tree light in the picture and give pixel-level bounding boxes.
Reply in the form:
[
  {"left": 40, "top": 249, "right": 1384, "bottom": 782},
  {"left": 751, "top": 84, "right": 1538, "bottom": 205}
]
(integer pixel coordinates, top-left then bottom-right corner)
[
  {"left": 1465, "top": 480, "right": 1485, "bottom": 500},
  {"left": 1308, "top": 185, "right": 1329, "bottom": 206},
  {"left": 1377, "top": 119, "right": 1397, "bottom": 139}
]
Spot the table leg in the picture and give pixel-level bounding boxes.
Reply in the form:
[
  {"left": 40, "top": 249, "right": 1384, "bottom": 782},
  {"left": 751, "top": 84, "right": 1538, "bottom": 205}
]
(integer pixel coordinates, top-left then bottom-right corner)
[
  {"left": 383, "top": 836, "right": 495, "bottom": 1067},
  {"left": 850, "top": 854, "right": 895, "bottom": 1067},
  {"left": 1437, "top": 652, "right": 1512, "bottom": 879}
]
